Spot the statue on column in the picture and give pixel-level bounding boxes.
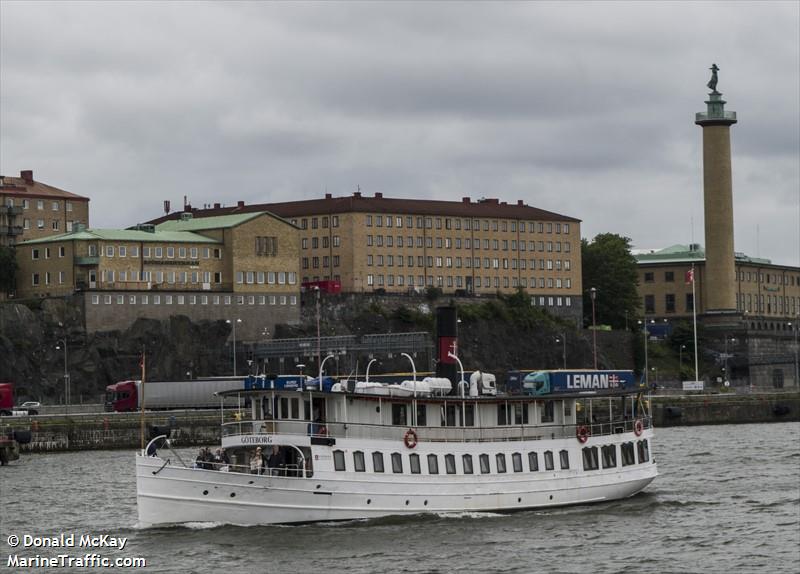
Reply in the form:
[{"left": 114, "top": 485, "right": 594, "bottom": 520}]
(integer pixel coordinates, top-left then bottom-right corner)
[{"left": 707, "top": 63, "right": 720, "bottom": 94}]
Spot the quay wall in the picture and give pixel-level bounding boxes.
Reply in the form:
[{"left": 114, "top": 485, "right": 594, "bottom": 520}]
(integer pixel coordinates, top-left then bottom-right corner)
[{"left": 3, "top": 393, "right": 798, "bottom": 453}]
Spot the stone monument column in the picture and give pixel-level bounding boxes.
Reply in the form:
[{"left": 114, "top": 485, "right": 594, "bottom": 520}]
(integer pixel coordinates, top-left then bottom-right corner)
[{"left": 695, "top": 64, "right": 738, "bottom": 314}]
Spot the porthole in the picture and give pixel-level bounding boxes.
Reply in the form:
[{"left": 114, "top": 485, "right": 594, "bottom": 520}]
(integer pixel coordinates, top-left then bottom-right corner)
[
  {"left": 424, "top": 500, "right": 428, "bottom": 506},
  {"left": 316, "top": 484, "right": 322, "bottom": 489},
  {"left": 202, "top": 490, "right": 208, "bottom": 496},
  {"left": 549, "top": 495, "right": 553, "bottom": 500},
  {"left": 405, "top": 500, "right": 409, "bottom": 506},
  {"left": 230, "top": 493, "right": 236, "bottom": 498},
  {"left": 367, "top": 499, "right": 372, "bottom": 504},
  {"left": 248, "top": 480, "right": 254, "bottom": 484},
  {"left": 517, "top": 497, "right": 521, "bottom": 503}
]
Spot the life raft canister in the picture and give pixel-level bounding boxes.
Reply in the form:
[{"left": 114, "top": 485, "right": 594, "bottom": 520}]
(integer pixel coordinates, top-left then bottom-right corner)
[
  {"left": 404, "top": 428, "right": 418, "bottom": 449},
  {"left": 576, "top": 425, "right": 590, "bottom": 444},
  {"left": 634, "top": 419, "right": 644, "bottom": 436}
]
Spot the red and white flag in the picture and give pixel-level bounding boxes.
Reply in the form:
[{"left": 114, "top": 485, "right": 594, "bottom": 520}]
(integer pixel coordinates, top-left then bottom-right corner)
[{"left": 685, "top": 268, "right": 694, "bottom": 284}]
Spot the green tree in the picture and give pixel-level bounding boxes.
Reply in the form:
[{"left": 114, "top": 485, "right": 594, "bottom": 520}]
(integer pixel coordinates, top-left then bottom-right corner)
[
  {"left": 0, "top": 246, "right": 17, "bottom": 294},
  {"left": 581, "top": 234, "right": 640, "bottom": 330}
]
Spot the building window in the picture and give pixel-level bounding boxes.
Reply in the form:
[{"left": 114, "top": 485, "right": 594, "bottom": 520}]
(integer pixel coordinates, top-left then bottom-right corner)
[
  {"left": 644, "top": 294, "right": 655, "bottom": 314},
  {"left": 479, "top": 454, "right": 490, "bottom": 474},
  {"left": 372, "top": 452, "right": 385, "bottom": 473},
  {"left": 544, "top": 451, "right": 554, "bottom": 471},
  {"left": 496, "top": 453, "right": 507, "bottom": 473},
  {"left": 686, "top": 293, "right": 694, "bottom": 312},
  {"left": 665, "top": 271, "right": 674, "bottom": 282},
  {"left": 528, "top": 451, "right": 539, "bottom": 471},
  {"left": 445, "top": 454, "right": 456, "bottom": 474},
  {"left": 644, "top": 272, "right": 654, "bottom": 283},
  {"left": 665, "top": 294, "right": 676, "bottom": 313}
]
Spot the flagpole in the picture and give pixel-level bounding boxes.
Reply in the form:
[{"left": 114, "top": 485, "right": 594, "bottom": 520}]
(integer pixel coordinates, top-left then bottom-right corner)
[
  {"left": 140, "top": 348, "right": 146, "bottom": 451},
  {"left": 691, "top": 264, "right": 699, "bottom": 383}
]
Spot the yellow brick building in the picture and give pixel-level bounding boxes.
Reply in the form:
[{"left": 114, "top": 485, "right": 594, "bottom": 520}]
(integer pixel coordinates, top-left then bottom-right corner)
[
  {"left": 0, "top": 170, "right": 90, "bottom": 246},
  {"left": 635, "top": 244, "right": 800, "bottom": 329},
  {"left": 153, "top": 193, "right": 583, "bottom": 320},
  {"left": 15, "top": 212, "right": 300, "bottom": 339}
]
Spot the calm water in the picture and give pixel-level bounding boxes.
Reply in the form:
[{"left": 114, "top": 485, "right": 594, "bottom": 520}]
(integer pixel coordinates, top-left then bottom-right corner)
[{"left": 2, "top": 423, "right": 798, "bottom": 574}]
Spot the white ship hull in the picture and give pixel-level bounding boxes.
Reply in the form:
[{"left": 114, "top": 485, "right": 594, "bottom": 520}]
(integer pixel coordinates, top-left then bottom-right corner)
[{"left": 137, "top": 430, "right": 658, "bottom": 527}]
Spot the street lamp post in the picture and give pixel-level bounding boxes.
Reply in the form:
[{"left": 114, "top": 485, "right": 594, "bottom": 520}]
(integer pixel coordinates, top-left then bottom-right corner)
[
  {"left": 55, "top": 339, "right": 69, "bottom": 416},
  {"left": 226, "top": 318, "right": 242, "bottom": 376},
  {"left": 555, "top": 334, "right": 567, "bottom": 369},
  {"left": 724, "top": 336, "right": 736, "bottom": 385},
  {"left": 590, "top": 287, "right": 597, "bottom": 369},
  {"left": 638, "top": 319, "right": 652, "bottom": 386}
]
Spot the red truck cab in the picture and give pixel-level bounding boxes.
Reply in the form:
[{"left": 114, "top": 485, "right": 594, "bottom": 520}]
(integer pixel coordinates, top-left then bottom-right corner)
[
  {"left": 105, "top": 380, "right": 139, "bottom": 412},
  {"left": 0, "top": 383, "right": 13, "bottom": 415}
]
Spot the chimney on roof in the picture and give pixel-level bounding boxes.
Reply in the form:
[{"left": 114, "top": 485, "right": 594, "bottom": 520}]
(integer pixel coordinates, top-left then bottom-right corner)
[
  {"left": 462, "top": 197, "right": 471, "bottom": 204},
  {"left": 354, "top": 192, "right": 361, "bottom": 198},
  {"left": 517, "top": 200, "right": 524, "bottom": 206},
  {"left": 325, "top": 193, "right": 332, "bottom": 199},
  {"left": 375, "top": 192, "right": 383, "bottom": 198},
  {"left": 20, "top": 170, "right": 33, "bottom": 184},
  {"left": 237, "top": 200, "right": 245, "bottom": 207},
  {"left": 214, "top": 202, "right": 221, "bottom": 209}
]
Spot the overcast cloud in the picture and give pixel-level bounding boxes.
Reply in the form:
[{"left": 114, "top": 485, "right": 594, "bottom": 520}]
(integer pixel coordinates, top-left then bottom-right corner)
[{"left": 1, "top": 1, "right": 798, "bottom": 265}]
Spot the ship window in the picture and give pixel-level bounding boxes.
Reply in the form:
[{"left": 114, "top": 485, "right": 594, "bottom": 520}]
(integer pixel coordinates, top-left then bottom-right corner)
[
  {"left": 637, "top": 440, "right": 650, "bottom": 463},
  {"left": 333, "top": 450, "right": 346, "bottom": 471},
  {"left": 514, "top": 403, "right": 529, "bottom": 425},
  {"left": 410, "top": 453, "right": 421, "bottom": 474},
  {"left": 416, "top": 404, "right": 427, "bottom": 426},
  {"left": 353, "top": 451, "right": 366, "bottom": 472},
  {"left": 497, "top": 404, "right": 510, "bottom": 425},
  {"left": 462, "top": 454, "right": 474, "bottom": 474},
  {"left": 601, "top": 445, "right": 617, "bottom": 468},
  {"left": 392, "top": 452, "right": 403, "bottom": 473},
  {"left": 582, "top": 447, "right": 599, "bottom": 471},
  {"left": 496, "top": 454, "right": 507, "bottom": 473},
  {"left": 463, "top": 404, "right": 475, "bottom": 426},
  {"left": 559, "top": 450, "right": 570, "bottom": 469},
  {"left": 372, "top": 452, "right": 385, "bottom": 473},
  {"left": 544, "top": 451, "right": 554, "bottom": 471},
  {"left": 392, "top": 404, "right": 407, "bottom": 426},
  {"left": 541, "top": 401, "right": 555, "bottom": 423},
  {"left": 479, "top": 454, "right": 490, "bottom": 474},
  {"left": 445, "top": 454, "right": 456, "bottom": 474},
  {"left": 621, "top": 442, "right": 636, "bottom": 466},
  {"left": 427, "top": 454, "right": 439, "bottom": 475},
  {"left": 512, "top": 452, "right": 523, "bottom": 473},
  {"left": 528, "top": 452, "right": 539, "bottom": 471}
]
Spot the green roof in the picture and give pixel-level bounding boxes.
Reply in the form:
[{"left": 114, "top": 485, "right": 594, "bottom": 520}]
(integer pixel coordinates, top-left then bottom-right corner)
[
  {"left": 155, "top": 211, "right": 267, "bottom": 232},
  {"left": 18, "top": 228, "right": 221, "bottom": 245},
  {"left": 635, "top": 244, "right": 771, "bottom": 265}
]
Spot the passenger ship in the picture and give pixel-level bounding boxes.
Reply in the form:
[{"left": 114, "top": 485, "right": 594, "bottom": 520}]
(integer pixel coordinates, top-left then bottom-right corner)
[{"left": 136, "top": 368, "right": 658, "bottom": 526}]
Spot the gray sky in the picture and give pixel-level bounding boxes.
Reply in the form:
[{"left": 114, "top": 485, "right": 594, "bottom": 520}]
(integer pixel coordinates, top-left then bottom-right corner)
[{"left": 2, "top": 1, "right": 798, "bottom": 266}]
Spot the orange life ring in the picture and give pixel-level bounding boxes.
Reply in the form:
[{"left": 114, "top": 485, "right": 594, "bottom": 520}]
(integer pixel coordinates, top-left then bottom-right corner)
[
  {"left": 634, "top": 419, "right": 644, "bottom": 436},
  {"left": 404, "top": 429, "right": 418, "bottom": 449},
  {"left": 576, "top": 425, "right": 590, "bottom": 444}
]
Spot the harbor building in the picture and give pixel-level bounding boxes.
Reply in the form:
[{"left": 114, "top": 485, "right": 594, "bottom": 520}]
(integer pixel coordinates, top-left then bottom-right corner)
[
  {"left": 14, "top": 212, "right": 300, "bottom": 339},
  {"left": 151, "top": 193, "right": 583, "bottom": 321},
  {"left": 635, "top": 244, "right": 799, "bottom": 326},
  {"left": 0, "top": 170, "right": 90, "bottom": 247}
]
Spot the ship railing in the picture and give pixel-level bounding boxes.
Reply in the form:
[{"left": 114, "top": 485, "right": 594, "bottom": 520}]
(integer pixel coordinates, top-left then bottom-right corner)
[{"left": 221, "top": 416, "right": 653, "bottom": 444}]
